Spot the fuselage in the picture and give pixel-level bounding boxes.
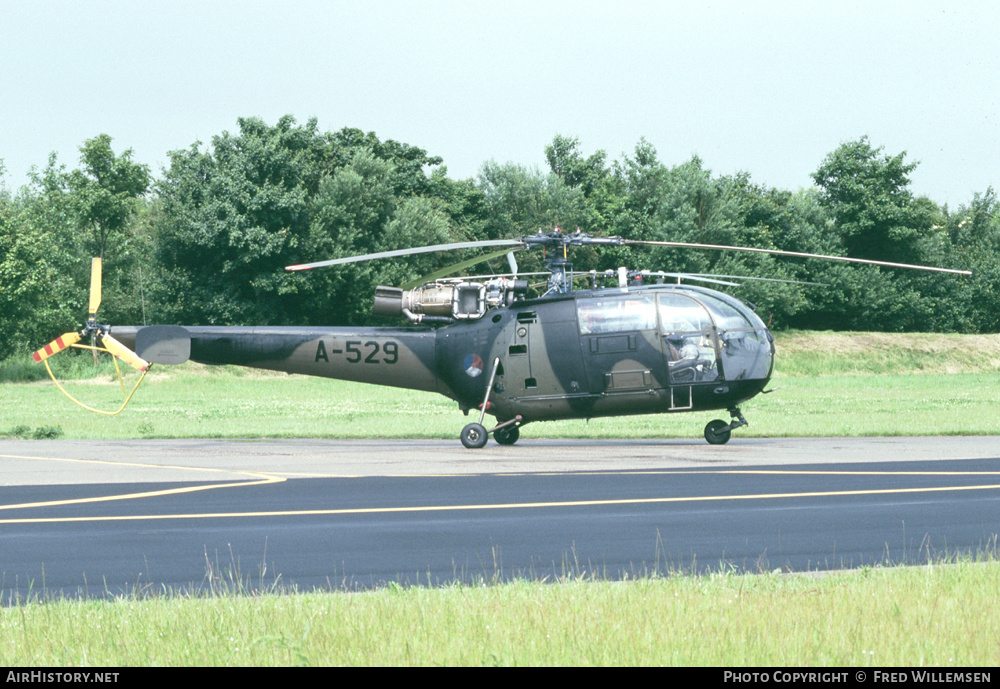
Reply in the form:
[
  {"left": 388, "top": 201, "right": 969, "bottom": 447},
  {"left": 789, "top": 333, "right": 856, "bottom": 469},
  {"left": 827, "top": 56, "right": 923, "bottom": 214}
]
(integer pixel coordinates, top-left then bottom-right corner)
[
  {"left": 112, "top": 283, "right": 774, "bottom": 425},
  {"left": 436, "top": 284, "right": 774, "bottom": 422}
]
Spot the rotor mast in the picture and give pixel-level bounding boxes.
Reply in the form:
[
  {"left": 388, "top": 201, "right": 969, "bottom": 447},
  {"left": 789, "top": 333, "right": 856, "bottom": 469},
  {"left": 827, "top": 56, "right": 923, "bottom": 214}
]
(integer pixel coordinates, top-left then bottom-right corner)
[{"left": 521, "top": 228, "right": 624, "bottom": 294}]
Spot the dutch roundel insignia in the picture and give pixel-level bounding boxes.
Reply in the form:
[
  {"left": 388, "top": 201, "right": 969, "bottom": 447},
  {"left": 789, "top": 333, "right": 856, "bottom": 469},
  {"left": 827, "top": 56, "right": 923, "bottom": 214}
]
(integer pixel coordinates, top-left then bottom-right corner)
[{"left": 464, "top": 353, "right": 484, "bottom": 377}]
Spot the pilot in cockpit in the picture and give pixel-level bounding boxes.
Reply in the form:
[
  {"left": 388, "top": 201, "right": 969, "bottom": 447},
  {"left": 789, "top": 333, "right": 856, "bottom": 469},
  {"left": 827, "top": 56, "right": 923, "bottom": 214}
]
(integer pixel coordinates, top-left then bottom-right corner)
[
  {"left": 665, "top": 333, "right": 717, "bottom": 382},
  {"left": 665, "top": 333, "right": 699, "bottom": 362}
]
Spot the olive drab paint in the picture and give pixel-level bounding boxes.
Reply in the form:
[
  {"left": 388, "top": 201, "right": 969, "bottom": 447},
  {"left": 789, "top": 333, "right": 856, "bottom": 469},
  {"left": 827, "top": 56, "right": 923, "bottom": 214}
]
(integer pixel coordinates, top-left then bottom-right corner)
[{"left": 111, "top": 281, "right": 774, "bottom": 446}]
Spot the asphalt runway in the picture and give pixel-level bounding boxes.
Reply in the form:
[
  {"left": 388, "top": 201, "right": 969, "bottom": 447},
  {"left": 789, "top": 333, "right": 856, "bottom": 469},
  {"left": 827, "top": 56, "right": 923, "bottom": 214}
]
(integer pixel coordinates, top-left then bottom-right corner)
[{"left": 1, "top": 437, "right": 998, "bottom": 598}]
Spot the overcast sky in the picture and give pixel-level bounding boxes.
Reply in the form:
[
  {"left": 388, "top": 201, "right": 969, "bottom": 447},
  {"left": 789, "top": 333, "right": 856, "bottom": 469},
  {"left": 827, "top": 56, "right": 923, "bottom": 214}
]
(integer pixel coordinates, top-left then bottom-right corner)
[{"left": 2, "top": 0, "right": 997, "bottom": 207}]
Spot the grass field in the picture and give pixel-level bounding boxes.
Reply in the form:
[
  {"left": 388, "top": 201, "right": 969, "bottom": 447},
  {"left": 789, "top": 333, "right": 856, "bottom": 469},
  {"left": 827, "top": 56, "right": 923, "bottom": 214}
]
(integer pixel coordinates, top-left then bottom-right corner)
[
  {"left": 2, "top": 560, "right": 998, "bottom": 665},
  {"left": 1, "top": 331, "right": 998, "bottom": 666}
]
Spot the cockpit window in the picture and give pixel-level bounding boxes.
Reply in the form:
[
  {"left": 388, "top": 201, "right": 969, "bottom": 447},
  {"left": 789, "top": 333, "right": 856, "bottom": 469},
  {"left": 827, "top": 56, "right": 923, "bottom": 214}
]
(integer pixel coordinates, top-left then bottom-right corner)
[
  {"left": 577, "top": 294, "right": 657, "bottom": 334},
  {"left": 657, "top": 293, "right": 711, "bottom": 334},
  {"left": 695, "top": 293, "right": 754, "bottom": 330},
  {"left": 692, "top": 292, "right": 772, "bottom": 381}
]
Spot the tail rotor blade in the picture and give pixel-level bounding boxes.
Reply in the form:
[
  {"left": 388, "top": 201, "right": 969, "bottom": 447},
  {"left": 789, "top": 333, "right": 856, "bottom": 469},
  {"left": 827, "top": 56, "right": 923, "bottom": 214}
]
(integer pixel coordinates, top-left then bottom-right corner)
[
  {"left": 99, "top": 332, "right": 150, "bottom": 372},
  {"left": 89, "top": 257, "right": 102, "bottom": 316},
  {"left": 32, "top": 332, "right": 82, "bottom": 364}
]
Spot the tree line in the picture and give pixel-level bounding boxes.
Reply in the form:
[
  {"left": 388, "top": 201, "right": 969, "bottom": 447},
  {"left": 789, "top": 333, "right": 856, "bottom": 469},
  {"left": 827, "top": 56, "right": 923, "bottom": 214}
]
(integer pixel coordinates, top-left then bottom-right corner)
[{"left": 2, "top": 115, "right": 998, "bottom": 360}]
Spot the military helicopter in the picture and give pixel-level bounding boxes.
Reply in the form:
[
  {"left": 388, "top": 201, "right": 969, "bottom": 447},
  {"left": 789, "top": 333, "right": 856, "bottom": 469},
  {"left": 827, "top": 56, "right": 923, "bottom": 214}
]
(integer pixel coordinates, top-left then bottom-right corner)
[{"left": 32, "top": 229, "right": 970, "bottom": 446}]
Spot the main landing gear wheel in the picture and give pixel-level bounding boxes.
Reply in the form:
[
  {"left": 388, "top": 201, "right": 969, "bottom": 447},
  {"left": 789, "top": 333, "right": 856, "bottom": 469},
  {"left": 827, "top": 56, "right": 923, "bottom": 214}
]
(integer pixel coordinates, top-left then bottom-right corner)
[
  {"left": 704, "top": 419, "right": 731, "bottom": 445},
  {"left": 460, "top": 422, "right": 489, "bottom": 449},
  {"left": 493, "top": 425, "right": 519, "bottom": 445}
]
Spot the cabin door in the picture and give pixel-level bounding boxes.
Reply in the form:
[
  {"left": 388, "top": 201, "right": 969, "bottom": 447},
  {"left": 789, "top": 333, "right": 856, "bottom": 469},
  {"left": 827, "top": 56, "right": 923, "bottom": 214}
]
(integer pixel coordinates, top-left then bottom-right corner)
[{"left": 655, "top": 293, "right": 720, "bottom": 408}]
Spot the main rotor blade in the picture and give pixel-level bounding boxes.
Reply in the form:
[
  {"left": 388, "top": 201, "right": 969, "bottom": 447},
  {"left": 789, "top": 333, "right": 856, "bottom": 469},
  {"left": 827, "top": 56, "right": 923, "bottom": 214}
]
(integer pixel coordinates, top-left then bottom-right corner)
[
  {"left": 286, "top": 239, "right": 525, "bottom": 272},
  {"left": 89, "top": 257, "right": 102, "bottom": 315},
  {"left": 99, "top": 332, "right": 150, "bottom": 372},
  {"left": 623, "top": 240, "right": 972, "bottom": 276},
  {"left": 400, "top": 247, "right": 525, "bottom": 290},
  {"left": 434, "top": 271, "right": 551, "bottom": 282},
  {"left": 682, "top": 273, "right": 829, "bottom": 287},
  {"left": 32, "top": 332, "right": 82, "bottom": 363},
  {"left": 652, "top": 273, "right": 743, "bottom": 287}
]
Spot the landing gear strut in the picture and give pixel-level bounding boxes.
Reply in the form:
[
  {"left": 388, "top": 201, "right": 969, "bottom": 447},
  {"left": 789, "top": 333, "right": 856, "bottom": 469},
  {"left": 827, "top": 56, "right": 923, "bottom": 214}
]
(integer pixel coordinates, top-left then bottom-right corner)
[
  {"left": 460, "top": 356, "right": 524, "bottom": 449},
  {"left": 704, "top": 407, "right": 747, "bottom": 445}
]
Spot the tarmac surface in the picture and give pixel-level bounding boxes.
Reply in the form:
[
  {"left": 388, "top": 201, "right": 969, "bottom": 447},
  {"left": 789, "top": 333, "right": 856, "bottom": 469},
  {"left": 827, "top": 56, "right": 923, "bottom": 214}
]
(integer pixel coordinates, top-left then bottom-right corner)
[
  {"left": 1, "top": 437, "right": 998, "bottom": 597},
  {"left": 3, "top": 436, "right": 999, "bottom": 484}
]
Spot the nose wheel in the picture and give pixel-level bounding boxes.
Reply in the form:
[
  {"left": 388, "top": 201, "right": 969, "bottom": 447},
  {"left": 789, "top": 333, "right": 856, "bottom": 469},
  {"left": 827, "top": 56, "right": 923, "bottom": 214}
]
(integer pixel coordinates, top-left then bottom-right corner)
[
  {"left": 704, "top": 407, "right": 747, "bottom": 445},
  {"left": 704, "top": 419, "right": 731, "bottom": 444}
]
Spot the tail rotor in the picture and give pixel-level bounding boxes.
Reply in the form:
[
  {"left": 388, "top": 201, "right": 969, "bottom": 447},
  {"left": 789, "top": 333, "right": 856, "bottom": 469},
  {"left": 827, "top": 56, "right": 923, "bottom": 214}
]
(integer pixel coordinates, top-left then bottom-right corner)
[
  {"left": 32, "top": 332, "right": 82, "bottom": 364},
  {"left": 30, "top": 257, "right": 150, "bottom": 414},
  {"left": 88, "top": 256, "right": 102, "bottom": 320}
]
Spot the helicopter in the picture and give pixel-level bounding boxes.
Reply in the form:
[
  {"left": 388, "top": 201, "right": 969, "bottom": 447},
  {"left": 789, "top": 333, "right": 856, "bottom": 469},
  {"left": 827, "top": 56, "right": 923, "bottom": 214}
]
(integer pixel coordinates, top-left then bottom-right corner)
[{"left": 31, "top": 229, "right": 970, "bottom": 446}]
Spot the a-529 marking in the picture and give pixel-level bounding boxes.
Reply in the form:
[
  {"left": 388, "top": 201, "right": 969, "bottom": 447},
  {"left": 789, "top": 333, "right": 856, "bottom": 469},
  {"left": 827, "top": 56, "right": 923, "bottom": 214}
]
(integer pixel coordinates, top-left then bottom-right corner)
[{"left": 315, "top": 339, "right": 399, "bottom": 364}]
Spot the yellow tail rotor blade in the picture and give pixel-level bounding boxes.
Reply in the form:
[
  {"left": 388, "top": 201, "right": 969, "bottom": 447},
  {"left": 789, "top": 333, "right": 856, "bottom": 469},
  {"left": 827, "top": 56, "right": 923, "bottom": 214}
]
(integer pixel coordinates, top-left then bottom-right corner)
[
  {"left": 89, "top": 257, "right": 102, "bottom": 316},
  {"left": 99, "top": 332, "right": 150, "bottom": 372},
  {"left": 32, "top": 332, "right": 82, "bottom": 363}
]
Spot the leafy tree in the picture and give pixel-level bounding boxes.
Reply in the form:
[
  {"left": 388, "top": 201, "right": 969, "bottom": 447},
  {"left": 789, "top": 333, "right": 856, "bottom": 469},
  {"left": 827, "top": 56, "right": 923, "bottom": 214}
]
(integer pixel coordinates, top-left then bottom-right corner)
[
  {"left": 477, "top": 161, "right": 589, "bottom": 239},
  {"left": 811, "top": 137, "right": 932, "bottom": 264},
  {"left": 544, "top": 135, "right": 625, "bottom": 236},
  {"left": 293, "top": 150, "right": 401, "bottom": 324},
  {"left": 151, "top": 116, "right": 330, "bottom": 325},
  {"left": 151, "top": 116, "right": 466, "bottom": 326},
  {"left": 288, "top": 144, "right": 468, "bottom": 324},
  {"left": 614, "top": 150, "right": 743, "bottom": 277},
  {"left": 609, "top": 138, "right": 670, "bottom": 241},
  {"left": 473, "top": 161, "right": 590, "bottom": 282},
  {"left": 0, "top": 157, "right": 87, "bottom": 358},
  {"left": 425, "top": 168, "right": 490, "bottom": 242},
  {"left": 948, "top": 187, "right": 1000, "bottom": 251},
  {"left": 323, "top": 127, "right": 443, "bottom": 198},
  {"left": 377, "top": 196, "right": 456, "bottom": 286},
  {"left": 705, "top": 177, "right": 828, "bottom": 327},
  {"left": 66, "top": 135, "right": 150, "bottom": 259},
  {"left": 938, "top": 188, "right": 1000, "bottom": 332},
  {"left": 545, "top": 135, "right": 610, "bottom": 198}
]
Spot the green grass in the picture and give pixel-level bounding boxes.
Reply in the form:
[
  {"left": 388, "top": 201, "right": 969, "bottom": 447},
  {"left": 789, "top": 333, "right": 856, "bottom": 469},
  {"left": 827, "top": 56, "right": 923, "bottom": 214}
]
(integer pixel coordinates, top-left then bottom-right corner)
[
  {"left": 774, "top": 330, "right": 1000, "bottom": 377},
  {"left": 2, "top": 331, "right": 999, "bottom": 440},
  {"left": 0, "top": 348, "right": 124, "bottom": 383},
  {"left": 2, "top": 558, "right": 998, "bottom": 666}
]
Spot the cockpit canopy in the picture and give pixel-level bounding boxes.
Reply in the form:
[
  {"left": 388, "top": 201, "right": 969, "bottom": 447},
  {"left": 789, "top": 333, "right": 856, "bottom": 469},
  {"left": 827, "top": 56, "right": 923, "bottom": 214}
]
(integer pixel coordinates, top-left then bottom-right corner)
[{"left": 576, "top": 287, "right": 773, "bottom": 382}]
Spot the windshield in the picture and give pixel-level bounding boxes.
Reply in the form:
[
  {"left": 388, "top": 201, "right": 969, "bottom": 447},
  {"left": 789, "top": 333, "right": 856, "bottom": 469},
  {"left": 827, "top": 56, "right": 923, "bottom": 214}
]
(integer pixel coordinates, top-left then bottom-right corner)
[
  {"left": 694, "top": 292, "right": 772, "bottom": 381},
  {"left": 657, "top": 290, "right": 772, "bottom": 382}
]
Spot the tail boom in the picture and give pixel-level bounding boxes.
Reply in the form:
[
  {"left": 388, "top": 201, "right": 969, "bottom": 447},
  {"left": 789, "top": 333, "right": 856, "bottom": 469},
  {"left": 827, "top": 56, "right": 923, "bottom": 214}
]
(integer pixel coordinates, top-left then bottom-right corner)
[{"left": 111, "top": 325, "right": 443, "bottom": 394}]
